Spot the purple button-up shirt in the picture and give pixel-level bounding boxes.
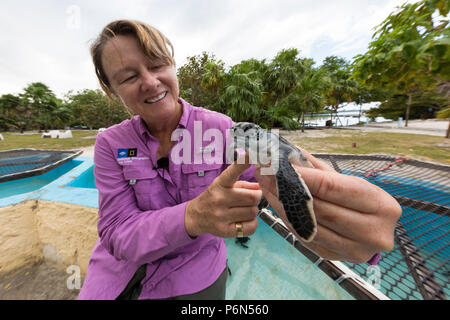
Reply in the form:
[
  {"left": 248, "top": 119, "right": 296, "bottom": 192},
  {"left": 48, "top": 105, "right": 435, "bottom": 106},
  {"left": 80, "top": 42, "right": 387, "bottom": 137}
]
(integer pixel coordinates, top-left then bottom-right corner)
[{"left": 78, "top": 98, "right": 254, "bottom": 299}]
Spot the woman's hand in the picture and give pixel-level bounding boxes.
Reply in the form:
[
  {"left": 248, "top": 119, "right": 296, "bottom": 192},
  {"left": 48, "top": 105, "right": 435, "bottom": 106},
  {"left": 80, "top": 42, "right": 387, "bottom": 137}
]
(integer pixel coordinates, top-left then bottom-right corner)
[
  {"left": 185, "top": 158, "right": 262, "bottom": 238},
  {"left": 255, "top": 148, "right": 402, "bottom": 262}
]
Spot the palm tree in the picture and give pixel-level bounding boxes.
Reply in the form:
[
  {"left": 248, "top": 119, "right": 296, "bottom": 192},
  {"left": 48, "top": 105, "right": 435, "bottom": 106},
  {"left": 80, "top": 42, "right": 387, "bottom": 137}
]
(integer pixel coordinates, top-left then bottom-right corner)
[
  {"left": 0, "top": 94, "right": 21, "bottom": 131},
  {"left": 263, "top": 48, "right": 304, "bottom": 109},
  {"left": 21, "top": 82, "right": 59, "bottom": 130},
  {"left": 218, "top": 70, "right": 262, "bottom": 123},
  {"left": 294, "top": 67, "right": 328, "bottom": 132},
  {"left": 321, "top": 56, "right": 357, "bottom": 126},
  {"left": 52, "top": 104, "right": 73, "bottom": 128},
  {"left": 261, "top": 48, "right": 305, "bottom": 128},
  {"left": 201, "top": 60, "right": 226, "bottom": 110}
]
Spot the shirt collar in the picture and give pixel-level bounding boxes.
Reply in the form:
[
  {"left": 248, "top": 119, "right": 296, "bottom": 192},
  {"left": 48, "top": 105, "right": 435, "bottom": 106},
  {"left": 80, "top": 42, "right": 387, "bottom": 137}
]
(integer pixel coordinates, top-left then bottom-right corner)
[
  {"left": 137, "top": 115, "right": 151, "bottom": 140},
  {"left": 177, "top": 97, "right": 191, "bottom": 129}
]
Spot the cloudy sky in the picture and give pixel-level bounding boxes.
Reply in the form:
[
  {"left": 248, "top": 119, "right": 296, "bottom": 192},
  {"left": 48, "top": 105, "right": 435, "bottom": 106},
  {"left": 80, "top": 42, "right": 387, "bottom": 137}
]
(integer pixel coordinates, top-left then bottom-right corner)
[{"left": 0, "top": 0, "right": 414, "bottom": 99}]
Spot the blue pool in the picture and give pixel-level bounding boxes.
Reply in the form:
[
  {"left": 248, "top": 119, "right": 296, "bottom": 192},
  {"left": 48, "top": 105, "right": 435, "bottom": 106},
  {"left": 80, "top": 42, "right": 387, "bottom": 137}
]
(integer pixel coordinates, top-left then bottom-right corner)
[
  {"left": 0, "top": 160, "right": 82, "bottom": 199},
  {"left": 2, "top": 156, "right": 447, "bottom": 300},
  {"left": 0, "top": 156, "right": 98, "bottom": 208},
  {"left": 0, "top": 158, "right": 354, "bottom": 299},
  {"left": 65, "top": 165, "right": 96, "bottom": 189}
]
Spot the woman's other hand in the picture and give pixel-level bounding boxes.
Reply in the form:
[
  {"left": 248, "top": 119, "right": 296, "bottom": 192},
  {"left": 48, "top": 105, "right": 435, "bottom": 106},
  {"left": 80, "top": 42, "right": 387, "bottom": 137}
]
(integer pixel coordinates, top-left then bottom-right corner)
[{"left": 255, "top": 147, "right": 402, "bottom": 262}]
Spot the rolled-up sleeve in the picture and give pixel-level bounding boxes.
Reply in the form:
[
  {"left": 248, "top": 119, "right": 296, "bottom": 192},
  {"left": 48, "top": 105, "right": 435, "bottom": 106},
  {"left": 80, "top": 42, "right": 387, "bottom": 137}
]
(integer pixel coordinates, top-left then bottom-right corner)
[{"left": 94, "top": 134, "right": 195, "bottom": 266}]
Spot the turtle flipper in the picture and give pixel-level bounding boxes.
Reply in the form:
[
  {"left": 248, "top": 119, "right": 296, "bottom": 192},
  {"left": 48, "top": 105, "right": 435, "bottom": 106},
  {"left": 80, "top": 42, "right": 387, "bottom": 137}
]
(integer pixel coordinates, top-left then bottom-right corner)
[{"left": 275, "top": 156, "right": 316, "bottom": 242}]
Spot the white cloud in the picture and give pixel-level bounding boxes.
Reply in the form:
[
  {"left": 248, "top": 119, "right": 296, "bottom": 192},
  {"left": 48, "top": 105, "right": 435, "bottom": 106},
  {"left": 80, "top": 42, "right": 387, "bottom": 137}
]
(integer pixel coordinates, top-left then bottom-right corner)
[{"left": 0, "top": 0, "right": 414, "bottom": 98}]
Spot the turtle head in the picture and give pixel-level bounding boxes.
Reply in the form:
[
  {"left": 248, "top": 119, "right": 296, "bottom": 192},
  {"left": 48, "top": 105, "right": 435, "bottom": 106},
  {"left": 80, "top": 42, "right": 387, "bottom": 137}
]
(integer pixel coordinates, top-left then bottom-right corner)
[
  {"left": 229, "top": 122, "right": 277, "bottom": 169},
  {"left": 230, "top": 122, "right": 264, "bottom": 153},
  {"left": 230, "top": 122, "right": 262, "bottom": 140}
]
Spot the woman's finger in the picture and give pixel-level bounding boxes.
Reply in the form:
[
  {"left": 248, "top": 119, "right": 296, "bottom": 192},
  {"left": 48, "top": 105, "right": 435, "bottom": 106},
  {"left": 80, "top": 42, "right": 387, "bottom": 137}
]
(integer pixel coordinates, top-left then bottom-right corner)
[
  {"left": 304, "top": 223, "right": 375, "bottom": 262},
  {"left": 226, "top": 206, "right": 259, "bottom": 223},
  {"left": 312, "top": 197, "right": 376, "bottom": 243},
  {"left": 233, "top": 180, "right": 261, "bottom": 190},
  {"left": 216, "top": 153, "right": 251, "bottom": 188},
  {"left": 226, "top": 187, "right": 262, "bottom": 208},
  {"left": 225, "top": 217, "right": 259, "bottom": 238},
  {"left": 294, "top": 166, "right": 384, "bottom": 214},
  {"left": 300, "top": 241, "right": 348, "bottom": 262},
  {"left": 256, "top": 181, "right": 377, "bottom": 261},
  {"left": 253, "top": 167, "right": 278, "bottom": 195}
]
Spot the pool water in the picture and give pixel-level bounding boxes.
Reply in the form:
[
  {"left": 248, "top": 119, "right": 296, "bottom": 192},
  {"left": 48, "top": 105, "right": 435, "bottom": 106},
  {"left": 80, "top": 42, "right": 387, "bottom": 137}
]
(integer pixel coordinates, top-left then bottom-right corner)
[
  {"left": 225, "top": 219, "right": 353, "bottom": 299},
  {"left": 0, "top": 160, "right": 82, "bottom": 199},
  {"left": 65, "top": 165, "right": 96, "bottom": 189}
]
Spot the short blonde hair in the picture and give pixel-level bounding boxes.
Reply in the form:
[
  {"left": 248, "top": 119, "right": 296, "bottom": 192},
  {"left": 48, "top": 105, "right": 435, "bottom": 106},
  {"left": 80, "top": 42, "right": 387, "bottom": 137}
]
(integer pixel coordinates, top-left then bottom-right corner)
[{"left": 90, "top": 19, "right": 175, "bottom": 98}]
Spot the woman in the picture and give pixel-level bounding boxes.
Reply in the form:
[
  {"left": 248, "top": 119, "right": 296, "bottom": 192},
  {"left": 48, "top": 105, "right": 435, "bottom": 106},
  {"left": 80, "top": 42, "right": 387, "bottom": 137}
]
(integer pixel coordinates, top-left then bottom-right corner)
[{"left": 78, "top": 19, "right": 401, "bottom": 300}]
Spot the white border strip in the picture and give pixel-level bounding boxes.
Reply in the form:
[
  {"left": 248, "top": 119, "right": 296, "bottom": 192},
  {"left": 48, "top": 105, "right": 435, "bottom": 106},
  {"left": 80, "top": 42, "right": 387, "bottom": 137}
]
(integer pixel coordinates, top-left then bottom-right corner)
[{"left": 329, "top": 260, "right": 390, "bottom": 300}]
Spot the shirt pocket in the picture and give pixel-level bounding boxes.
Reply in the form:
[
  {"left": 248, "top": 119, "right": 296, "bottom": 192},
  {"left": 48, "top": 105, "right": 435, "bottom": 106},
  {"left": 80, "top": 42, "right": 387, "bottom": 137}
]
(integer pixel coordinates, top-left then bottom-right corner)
[
  {"left": 123, "top": 165, "right": 164, "bottom": 211},
  {"left": 180, "top": 163, "right": 223, "bottom": 201}
]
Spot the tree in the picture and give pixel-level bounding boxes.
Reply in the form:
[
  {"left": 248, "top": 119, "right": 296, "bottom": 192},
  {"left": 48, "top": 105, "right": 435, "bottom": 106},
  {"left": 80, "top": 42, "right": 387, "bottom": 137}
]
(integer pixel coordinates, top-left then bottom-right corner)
[
  {"left": 263, "top": 48, "right": 305, "bottom": 108},
  {"left": 52, "top": 104, "right": 75, "bottom": 129},
  {"left": 257, "top": 48, "right": 307, "bottom": 129},
  {"left": 177, "top": 52, "right": 225, "bottom": 109},
  {"left": 291, "top": 61, "right": 328, "bottom": 132},
  {"left": 217, "top": 69, "right": 262, "bottom": 123},
  {"left": 200, "top": 60, "right": 226, "bottom": 110},
  {"left": 65, "top": 89, "right": 130, "bottom": 129},
  {"left": 436, "top": 105, "right": 450, "bottom": 138},
  {"left": 352, "top": 0, "right": 449, "bottom": 127},
  {"left": 366, "top": 89, "right": 449, "bottom": 120},
  {"left": 351, "top": 84, "right": 389, "bottom": 123},
  {"left": 20, "top": 82, "right": 59, "bottom": 130},
  {"left": 0, "top": 94, "right": 21, "bottom": 131},
  {"left": 321, "top": 56, "right": 357, "bottom": 126}
]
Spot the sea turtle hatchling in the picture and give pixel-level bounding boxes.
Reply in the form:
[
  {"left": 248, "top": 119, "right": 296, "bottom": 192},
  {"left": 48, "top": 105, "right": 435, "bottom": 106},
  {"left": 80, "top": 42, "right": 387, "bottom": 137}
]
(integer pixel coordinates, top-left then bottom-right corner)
[{"left": 230, "top": 122, "right": 317, "bottom": 242}]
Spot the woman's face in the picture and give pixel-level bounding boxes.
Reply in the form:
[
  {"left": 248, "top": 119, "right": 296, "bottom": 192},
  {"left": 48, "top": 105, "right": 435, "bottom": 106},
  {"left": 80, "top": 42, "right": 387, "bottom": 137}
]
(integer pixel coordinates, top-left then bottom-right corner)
[{"left": 101, "top": 35, "right": 180, "bottom": 129}]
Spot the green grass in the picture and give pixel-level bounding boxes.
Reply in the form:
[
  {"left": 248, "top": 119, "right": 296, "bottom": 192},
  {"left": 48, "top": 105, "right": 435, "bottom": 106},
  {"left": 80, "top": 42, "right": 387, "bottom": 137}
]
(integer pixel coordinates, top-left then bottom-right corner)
[
  {"left": 1, "top": 129, "right": 449, "bottom": 165},
  {"left": 0, "top": 130, "right": 97, "bottom": 151},
  {"left": 285, "top": 130, "right": 450, "bottom": 165}
]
